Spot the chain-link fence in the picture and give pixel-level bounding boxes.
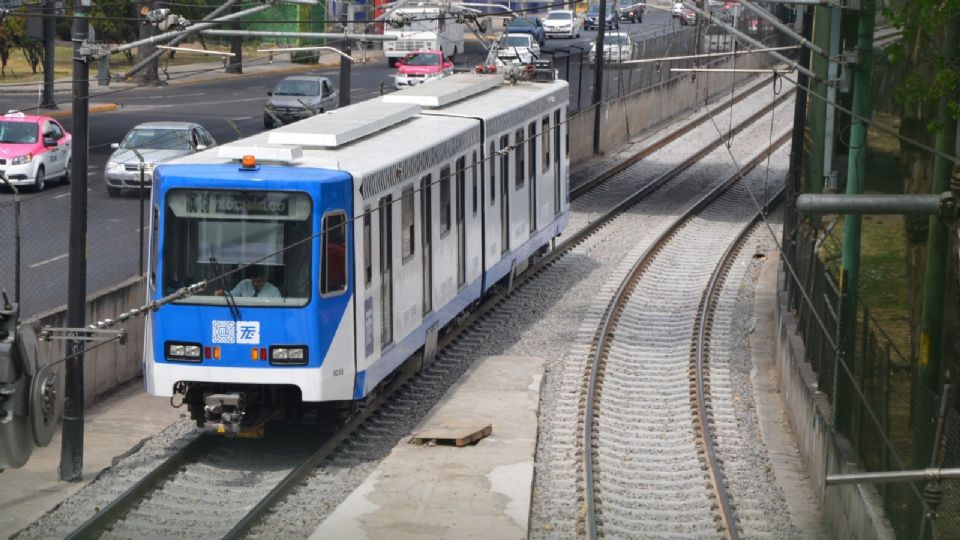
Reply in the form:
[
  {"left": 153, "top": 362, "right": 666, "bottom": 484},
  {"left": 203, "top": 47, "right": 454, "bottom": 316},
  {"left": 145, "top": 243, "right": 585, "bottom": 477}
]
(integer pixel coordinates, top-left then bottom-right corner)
[
  {"left": 0, "top": 187, "right": 146, "bottom": 319},
  {"left": 784, "top": 223, "right": 959, "bottom": 539}
]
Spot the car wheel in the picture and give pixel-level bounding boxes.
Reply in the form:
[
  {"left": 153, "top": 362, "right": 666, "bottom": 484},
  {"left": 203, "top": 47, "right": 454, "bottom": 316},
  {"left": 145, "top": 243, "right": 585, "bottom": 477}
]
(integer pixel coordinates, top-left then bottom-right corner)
[
  {"left": 263, "top": 113, "right": 275, "bottom": 129},
  {"left": 63, "top": 159, "right": 71, "bottom": 184},
  {"left": 388, "top": 57, "right": 399, "bottom": 68},
  {"left": 107, "top": 185, "right": 121, "bottom": 197},
  {"left": 33, "top": 165, "right": 45, "bottom": 192}
]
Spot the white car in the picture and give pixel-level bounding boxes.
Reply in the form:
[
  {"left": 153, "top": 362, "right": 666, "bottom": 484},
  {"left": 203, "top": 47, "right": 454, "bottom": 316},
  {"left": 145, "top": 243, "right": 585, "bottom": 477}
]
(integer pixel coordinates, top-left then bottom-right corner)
[
  {"left": 543, "top": 10, "right": 581, "bottom": 39},
  {"left": 497, "top": 33, "right": 541, "bottom": 65},
  {"left": 590, "top": 32, "right": 633, "bottom": 64},
  {"left": 672, "top": 1, "right": 684, "bottom": 17},
  {"left": 104, "top": 122, "right": 217, "bottom": 197},
  {"left": 0, "top": 112, "right": 72, "bottom": 191}
]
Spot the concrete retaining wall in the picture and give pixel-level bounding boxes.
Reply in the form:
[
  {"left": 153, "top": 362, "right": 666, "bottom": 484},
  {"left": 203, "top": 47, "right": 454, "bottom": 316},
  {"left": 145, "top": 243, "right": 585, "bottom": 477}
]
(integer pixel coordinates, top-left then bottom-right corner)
[
  {"left": 775, "top": 271, "right": 895, "bottom": 539},
  {"left": 28, "top": 276, "right": 146, "bottom": 408},
  {"left": 569, "top": 53, "right": 767, "bottom": 164}
]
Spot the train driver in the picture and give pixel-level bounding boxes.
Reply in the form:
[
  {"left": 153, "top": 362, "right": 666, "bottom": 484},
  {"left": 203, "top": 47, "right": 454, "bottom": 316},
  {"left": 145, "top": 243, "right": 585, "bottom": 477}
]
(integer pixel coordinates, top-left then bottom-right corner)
[{"left": 215, "top": 267, "right": 281, "bottom": 298}]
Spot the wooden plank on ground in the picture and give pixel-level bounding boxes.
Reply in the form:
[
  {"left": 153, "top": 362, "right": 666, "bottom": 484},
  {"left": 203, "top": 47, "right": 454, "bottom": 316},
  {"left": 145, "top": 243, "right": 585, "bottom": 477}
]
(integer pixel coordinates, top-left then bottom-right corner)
[{"left": 409, "top": 424, "right": 493, "bottom": 447}]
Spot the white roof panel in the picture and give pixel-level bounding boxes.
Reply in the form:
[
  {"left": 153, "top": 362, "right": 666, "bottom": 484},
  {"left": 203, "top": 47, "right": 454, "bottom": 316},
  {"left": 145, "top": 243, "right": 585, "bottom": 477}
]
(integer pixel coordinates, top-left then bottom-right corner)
[
  {"left": 267, "top": 100, "right": 421, "bottom": 148},
  {"left": 382, "top": 73, "right": 505, "bottom": 107},
  {"left": 218, "top": 144, "right": 302, "bottom": 163}
]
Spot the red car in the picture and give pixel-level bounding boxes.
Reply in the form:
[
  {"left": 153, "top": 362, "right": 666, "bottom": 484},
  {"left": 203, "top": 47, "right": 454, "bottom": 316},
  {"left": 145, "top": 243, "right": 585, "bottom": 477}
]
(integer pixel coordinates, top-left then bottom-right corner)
[{"left": 394, "top": 50, "right": 454, "bottom": 89}]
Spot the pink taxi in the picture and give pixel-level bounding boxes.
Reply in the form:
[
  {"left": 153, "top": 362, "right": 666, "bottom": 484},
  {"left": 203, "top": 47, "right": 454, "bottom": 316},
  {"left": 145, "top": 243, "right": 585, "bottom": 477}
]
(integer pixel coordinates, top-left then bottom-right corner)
[
  {"left": 394, "top": 50, "right": 454, "bottom": 89},
  {"left": 0, "top": 111, "right": 72, "bottom": 191}
]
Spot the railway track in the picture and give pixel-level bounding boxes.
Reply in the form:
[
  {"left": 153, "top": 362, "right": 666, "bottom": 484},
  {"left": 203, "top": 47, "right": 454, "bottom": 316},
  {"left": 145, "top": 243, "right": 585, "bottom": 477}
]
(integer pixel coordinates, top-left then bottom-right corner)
[
  {"left": 581, "top": 139, "right": 790, "bottom": 539},
  {"left": 33, "top": 77, "right": 795, "bottom": 540}
]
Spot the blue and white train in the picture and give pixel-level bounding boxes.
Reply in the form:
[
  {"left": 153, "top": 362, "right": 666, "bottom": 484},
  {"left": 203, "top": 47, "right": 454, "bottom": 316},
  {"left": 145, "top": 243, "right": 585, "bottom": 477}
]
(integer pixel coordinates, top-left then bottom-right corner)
[{"left": 144, "top": 73, "right": 570, "bottom": 434}]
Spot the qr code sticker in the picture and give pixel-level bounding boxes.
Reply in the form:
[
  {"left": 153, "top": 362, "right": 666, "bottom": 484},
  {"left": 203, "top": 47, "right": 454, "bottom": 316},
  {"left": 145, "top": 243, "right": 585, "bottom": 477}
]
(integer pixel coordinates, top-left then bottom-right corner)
[{"left": 212, "top": 320, "right": 236, "bottom": 343}]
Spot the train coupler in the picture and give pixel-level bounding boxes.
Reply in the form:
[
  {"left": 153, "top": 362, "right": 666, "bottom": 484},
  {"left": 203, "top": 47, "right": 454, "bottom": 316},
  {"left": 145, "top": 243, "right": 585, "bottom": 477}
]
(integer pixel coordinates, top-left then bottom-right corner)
[{"left": 204, "top": 393, "right": 246, "bottom": 437}]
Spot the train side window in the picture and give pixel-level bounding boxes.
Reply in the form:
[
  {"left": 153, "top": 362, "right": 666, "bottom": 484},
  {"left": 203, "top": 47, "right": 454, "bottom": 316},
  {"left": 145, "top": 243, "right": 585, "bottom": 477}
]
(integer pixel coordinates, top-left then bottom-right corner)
[
  {"left": 440, "top": 165, "right": 451, "bottom": 235},
  {"left": 489, "top": 141, "right": 496, "bottom": 205},
  {"left": 564, "top": 107, "right": 570, "bottom": 157},
  {"left": 471, "top": 151, "right": 478, "bottom": 216},
  {"left": 321, "top": 212, "right": 347, "bottom": 296},
  {"left": 542, "top": 116, "right": 551, "bottom": 172},
  {"left": 515, "top": 128, "right": 524, "bottom": 190},
  {"left": 401, "top": 187, "right": 415, "bottom": 261},
  {"left": 499, "top": 134, "right": 509, "bottom": 190},
  {"left": 363, "top": 208, "right": 372, "bottom": 287},
  {"left": 528, "top": 122, "right": 536, "bottom": 182}
]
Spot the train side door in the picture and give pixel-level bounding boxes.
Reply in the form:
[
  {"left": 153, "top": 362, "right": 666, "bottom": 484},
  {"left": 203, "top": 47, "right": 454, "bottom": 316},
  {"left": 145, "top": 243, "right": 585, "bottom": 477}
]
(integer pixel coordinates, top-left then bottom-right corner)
[
  {"left": 499, "top": 134, "right": 510, "bottom": 254},
  {"left": 554, "top": 109, "right": 562, "bottom": 216},
  {"left": 379, "top": 195, "right": 393, "bottom": 348},
  {"left": 456, "top": 156, "right": 466, "bottom": 288},
  {"left": 420, "top": 175, "right": 432, "bottom": 315}
]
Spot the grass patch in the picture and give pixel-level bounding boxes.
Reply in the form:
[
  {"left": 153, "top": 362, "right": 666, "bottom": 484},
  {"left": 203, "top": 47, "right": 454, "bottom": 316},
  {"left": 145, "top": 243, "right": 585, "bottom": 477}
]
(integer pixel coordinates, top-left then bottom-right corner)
[{"left": 0, "top": 40, "right": 262, "bottom": 84}]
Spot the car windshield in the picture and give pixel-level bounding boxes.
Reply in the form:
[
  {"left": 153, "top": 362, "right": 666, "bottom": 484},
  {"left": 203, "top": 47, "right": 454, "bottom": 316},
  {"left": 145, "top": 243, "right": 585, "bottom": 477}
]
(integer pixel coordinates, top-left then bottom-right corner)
[
  {"left": 0, "top": 121, "right": 38, "bottom": 144},
  {"left": 274, "top": 79, "right": 320, "bottom": 97},
  {"left": 122, "top": 128, "right": 192, "bottom": 151},
  {"left": 505, "top": 35, "right": 532, "bottom": 47},
  {"left": 163, "top": 189, "right": 314, "bottom": 306},
  {"left": 546, "top": 12, "right": 571, "bottom": 20},
  {"left": 604, "top": 35, "right": 630, "bottom": 45},
  {"left": 405, "top": 53, "right": 441, "bottom": 66},
  {"left": 587, "top": 4, "right": 614, "bottom": 17},
  {"left": 508, "top": 18, "right": 534, "bottom": 28}
]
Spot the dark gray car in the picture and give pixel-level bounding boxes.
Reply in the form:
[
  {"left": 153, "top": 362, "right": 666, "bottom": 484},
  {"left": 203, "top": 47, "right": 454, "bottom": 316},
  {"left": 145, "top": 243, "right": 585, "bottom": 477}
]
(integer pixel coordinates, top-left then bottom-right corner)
[{"left": 263, "top": 76, "right": 339, "bottom": 128}]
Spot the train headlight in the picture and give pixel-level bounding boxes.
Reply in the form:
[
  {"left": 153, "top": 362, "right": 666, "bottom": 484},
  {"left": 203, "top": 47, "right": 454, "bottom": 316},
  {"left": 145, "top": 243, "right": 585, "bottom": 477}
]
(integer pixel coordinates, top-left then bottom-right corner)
[
  {"left": 269, "top": 346, "right": 308, "bottom": 366},
  {"left": 166, "top": 341, "right": 203, "bottom": 362}
]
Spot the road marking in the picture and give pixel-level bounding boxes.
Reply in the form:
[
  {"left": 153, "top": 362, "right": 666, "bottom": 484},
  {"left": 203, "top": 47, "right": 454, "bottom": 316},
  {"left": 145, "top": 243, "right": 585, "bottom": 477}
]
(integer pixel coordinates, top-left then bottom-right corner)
[
  {"left": 29, "top": 253, "right": 68, "bottom": 269},
  {"left": 231, "top": 116, "right": 253, "bottom": 121},
  {"left": 53, "top": 192, "right": 70, "bottom": 199}
]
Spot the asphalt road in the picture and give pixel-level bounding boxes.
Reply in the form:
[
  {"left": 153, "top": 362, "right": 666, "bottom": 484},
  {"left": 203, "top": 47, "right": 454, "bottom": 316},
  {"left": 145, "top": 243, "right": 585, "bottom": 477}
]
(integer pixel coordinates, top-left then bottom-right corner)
[{"left": 0, "top": 10, "right": 682, "bottom": 317}]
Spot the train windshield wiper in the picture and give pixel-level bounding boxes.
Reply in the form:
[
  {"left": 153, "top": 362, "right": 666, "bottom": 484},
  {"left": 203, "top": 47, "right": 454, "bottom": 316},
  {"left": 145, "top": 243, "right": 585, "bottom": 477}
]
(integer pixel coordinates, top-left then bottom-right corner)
[{"left": 210, "top": 256, "right": 241, "bottom": 321}]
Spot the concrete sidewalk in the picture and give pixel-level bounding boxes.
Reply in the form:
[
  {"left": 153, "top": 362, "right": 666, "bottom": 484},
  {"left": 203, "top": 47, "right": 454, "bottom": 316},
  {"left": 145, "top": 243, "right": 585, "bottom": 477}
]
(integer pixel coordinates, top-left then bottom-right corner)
[{"left": 0, "top": 49, "right": 382, "bottom": 118}]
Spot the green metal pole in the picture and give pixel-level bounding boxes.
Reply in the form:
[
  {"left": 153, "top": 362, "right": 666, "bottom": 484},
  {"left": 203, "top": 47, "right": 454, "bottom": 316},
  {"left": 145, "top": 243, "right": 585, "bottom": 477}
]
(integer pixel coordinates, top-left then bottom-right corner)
[
  {"left": 805, "top": 6, "right": 832, "bottom": 199},
  {"left": 915, "top": 8, "right": 960, "bottom": 469},
  {"left": 834, "top": 0, "right": 874, "bottom": 435}
]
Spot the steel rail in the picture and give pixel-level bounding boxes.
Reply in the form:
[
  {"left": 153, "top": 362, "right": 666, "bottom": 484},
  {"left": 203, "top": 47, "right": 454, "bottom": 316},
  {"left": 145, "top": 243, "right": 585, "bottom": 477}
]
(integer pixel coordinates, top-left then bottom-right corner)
[
  {"left": 571, "top": 79, "right": 793, "bottom": 200},
  {"left": 63, "top": 85, "right": 793, "bottom": 540},
  {"left": 693, "top": 183, "right": 786, "bottom": 540},
  {"left": 583, "top": 133, "right": 791, "bottom": 539},
  {"left": 66, "top": 434, "right": 211, "bottom": 539}
]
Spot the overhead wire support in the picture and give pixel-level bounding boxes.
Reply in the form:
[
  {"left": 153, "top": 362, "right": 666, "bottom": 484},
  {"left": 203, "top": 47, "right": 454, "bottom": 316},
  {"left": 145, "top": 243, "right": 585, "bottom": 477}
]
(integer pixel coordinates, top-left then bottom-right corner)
[
  {"left": 680, "top": 1, "right": 824, "bottom": 84},
  {"left": 737, "top": 0, "right": 829, "bottom": 59}
]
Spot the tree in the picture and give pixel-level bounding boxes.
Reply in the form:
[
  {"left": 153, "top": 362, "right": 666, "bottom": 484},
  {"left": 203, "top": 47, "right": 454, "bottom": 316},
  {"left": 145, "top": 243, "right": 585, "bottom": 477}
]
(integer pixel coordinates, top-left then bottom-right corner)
[
  {"left": 92, "top": 0, "right": 139, "bottom": 63},
  {"left": 884, "top": 0, "right": 960, "bottom": 363}
]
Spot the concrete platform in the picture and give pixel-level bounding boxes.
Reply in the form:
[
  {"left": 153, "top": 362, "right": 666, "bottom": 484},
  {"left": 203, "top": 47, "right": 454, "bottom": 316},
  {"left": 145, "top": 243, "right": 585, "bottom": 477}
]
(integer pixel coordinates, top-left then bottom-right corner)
[
  {"left": 311, "top": 355, "right": 544, "bottom": 540},
  {"left": 0, "top": 381, "right": 184, "bottom": 534}
]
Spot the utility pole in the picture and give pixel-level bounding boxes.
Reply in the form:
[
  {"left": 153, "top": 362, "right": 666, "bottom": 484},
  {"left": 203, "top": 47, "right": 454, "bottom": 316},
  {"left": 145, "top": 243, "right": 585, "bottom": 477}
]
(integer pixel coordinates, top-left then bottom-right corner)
[
  {"left": 804, "top": 5, "right": 831, "bottom": 198},
  {"left": 915, "top": 8, "right": 960, "bottom": 474},
  {"left": 591, "top": 0, "right": 607, "bottom": 154},
  {"left": 60, "top": 0, "right": 90, "bottom": 482},
  {"left": 137, "top": 0, "right": 160, "bottom": 85},
  {"left": 834, "top": 0, "right": 874, "bottom": 435},
  {"left": 40, "top": 0, "right": 57, "bottom": 109},
  {"left": 226, "top": 2, "right": 242, "bottom": 74},
  {"left": 784, "top": 5, "right": 813, "bottom": 270},
  {"left": 339, "top": 45, "right": 351, "bottom": 107}
]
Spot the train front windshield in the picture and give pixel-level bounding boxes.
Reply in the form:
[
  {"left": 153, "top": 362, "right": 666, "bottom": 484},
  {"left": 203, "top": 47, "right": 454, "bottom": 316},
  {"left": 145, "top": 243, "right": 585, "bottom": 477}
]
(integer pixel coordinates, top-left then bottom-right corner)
[{"left": 162, "top": 189, "right": 313, "bottom": 306}]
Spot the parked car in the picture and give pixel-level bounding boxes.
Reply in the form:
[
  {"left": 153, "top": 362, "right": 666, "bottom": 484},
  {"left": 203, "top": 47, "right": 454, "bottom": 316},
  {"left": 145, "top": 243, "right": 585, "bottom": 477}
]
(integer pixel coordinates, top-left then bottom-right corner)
[
  {"left": 263, "top": 75, "right": 338, "bottom": 128},
  {"left": 506, "top": 16, "right": 547, "bottom": 46},
  {"left": 672, "top": 1, "right": 684, "bottom": 17},
  {"left": 395, "top": 50, "right": 454, "bottom": 89},
  {"left": 543, "top": 10, "right": 581, "bottom": 38},
  {"left": 590, "top": 31, "right": 633, "bottom": 63},
  {"left": 585, "top": 2, "right": 620, "bottom": 30},
  {"left": 618, "top": 2, "right": 646, "bottom": 23},
  {"left": 0, "top": 111, "right": 71, "bottom": 191},
  {"left": 498, "top": 33, "right": 541, "bottom": 64},
  {"left": 104, "top": 122, "right": 216, "bottom": 197}
]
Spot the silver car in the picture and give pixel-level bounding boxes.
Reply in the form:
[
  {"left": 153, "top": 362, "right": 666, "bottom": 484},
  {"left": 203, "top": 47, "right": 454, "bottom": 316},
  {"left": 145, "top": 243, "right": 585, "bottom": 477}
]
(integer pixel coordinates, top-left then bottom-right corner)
[
  {"left": 263, "top": 76, "right": 339, "bottom": 128},
  {"left": 104, "top": 122, "right": 216, "bottom": 197}
]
